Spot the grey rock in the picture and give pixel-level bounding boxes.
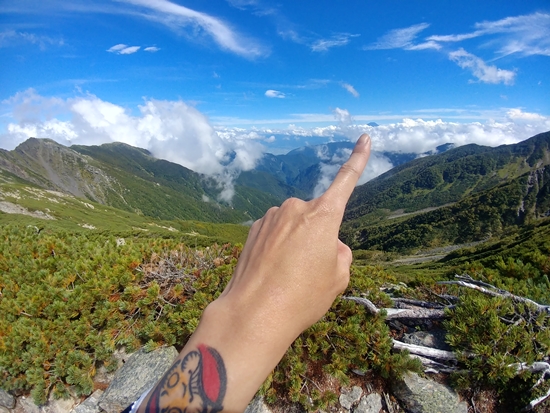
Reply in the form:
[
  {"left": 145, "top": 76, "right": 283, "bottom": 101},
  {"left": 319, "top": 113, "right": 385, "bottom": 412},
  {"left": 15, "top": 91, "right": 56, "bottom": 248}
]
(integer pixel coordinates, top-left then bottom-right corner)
[
  {"left": 339, "top": 386, "right": 363, "bottom": 410},
  {"left": 354, "top": 393, "right": 382, "bottom": 413},
  {"left": 244, "top": 396, "right": 273, "bottom": 413},
  {"left": 10, "top": 398, "right": 27, "bottom": 413},
  {"left": 40, "top": 394, "right": 77, "bottom": 413},
  {"left": 94, "top": 348, "right": 132, "bottom": 389},
  {"left": 0, "top": 389, "right": 15, "bottom": 409},
  {"left": 402, "top": 330, "right": 450, "bottom": 351},
  {"left": 98, "top": 346, "right": 178, "bottom": 413},
  {"left": 392, "top": 373, "right": 468, "bottom": 413},
  {"left": 19, "top": 397, "right": 39, "bottom": 413},
  {"left": 71, "top": 390, "right": 104, "bottom": 413}
]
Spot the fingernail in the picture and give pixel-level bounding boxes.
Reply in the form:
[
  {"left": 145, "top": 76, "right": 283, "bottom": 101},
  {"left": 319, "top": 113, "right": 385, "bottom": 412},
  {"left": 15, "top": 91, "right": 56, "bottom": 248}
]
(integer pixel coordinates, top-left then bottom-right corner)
[{"left": 357, "top": 134, "right": 371, "bottom": 147}]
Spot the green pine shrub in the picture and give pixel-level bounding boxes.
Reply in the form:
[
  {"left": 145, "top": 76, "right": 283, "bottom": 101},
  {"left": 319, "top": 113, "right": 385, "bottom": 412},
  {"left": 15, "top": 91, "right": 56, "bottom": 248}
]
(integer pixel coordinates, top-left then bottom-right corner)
[
  {"left": 259, "top": 265, "right": 421, "bottom": 411},
  {"left": 0, "top": 224, "right": 419, "bottom": 410}
]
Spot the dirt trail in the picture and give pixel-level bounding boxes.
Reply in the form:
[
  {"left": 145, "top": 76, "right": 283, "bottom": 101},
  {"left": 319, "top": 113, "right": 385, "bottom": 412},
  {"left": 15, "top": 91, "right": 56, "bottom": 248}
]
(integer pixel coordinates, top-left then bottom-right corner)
[{"left": 391, "top": 240, "right": 487, "bottom": 265}]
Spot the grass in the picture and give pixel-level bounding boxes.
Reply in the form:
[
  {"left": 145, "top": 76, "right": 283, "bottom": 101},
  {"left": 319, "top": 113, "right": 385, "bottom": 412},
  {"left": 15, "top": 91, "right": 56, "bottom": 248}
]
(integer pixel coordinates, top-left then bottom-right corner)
[{"left": 0, "top": 180, "right": 249, "bottom": 244}]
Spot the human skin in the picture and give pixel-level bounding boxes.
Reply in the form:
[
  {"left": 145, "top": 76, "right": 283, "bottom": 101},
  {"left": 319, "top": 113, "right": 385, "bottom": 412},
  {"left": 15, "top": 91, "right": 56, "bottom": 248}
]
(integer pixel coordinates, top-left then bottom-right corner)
[{"left": 136, "top": 133, "right": 372, "bottom": 413}]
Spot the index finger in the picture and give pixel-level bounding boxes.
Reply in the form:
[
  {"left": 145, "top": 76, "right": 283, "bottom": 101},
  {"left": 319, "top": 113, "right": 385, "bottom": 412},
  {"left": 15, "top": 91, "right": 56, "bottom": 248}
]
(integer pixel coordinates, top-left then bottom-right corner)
[{"left": 321, "top": 133, "right": 371, "bottom": 212}]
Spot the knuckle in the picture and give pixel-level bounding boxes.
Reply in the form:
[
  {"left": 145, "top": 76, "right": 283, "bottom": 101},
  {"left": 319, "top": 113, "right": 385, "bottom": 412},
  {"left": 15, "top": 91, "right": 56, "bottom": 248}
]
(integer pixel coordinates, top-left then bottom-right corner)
[
  {"left": 281, "top": 197, "right": 305, "bottom": 210},
  {"left": 338, "top": 161, "right": 361, "bottom": 179},
  {"left": 266, "top": 206, "right": 280, "bottom": 215}
]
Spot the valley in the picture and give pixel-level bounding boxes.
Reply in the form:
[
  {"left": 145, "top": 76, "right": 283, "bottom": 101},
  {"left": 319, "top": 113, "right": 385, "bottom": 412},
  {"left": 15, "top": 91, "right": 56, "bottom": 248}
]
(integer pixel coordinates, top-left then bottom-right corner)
[{"left": 1, "top": 131, "right": 550, "bottom": 412}]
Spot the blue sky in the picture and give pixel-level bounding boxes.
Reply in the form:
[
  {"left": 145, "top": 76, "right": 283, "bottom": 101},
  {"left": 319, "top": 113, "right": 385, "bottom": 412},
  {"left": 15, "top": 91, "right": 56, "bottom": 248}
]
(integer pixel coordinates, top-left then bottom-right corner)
[{"left": 1, "top": 0, "right": 549, "bottom": 183}]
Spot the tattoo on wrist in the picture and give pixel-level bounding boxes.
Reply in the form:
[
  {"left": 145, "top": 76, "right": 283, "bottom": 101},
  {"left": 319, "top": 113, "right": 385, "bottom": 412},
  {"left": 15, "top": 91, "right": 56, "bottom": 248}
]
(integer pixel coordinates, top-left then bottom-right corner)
[{"left": 143, "top": 344, "right": 227, "bottom": 413}]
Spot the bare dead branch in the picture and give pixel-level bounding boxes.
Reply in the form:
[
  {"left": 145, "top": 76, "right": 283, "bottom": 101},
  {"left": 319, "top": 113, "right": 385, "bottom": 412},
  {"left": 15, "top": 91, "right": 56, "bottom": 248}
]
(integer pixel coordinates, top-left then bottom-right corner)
[
  {"left": 407, "top": 354, "right": 458, "bottom": 374},
  {"left": 438, "top": 274, "right": 550, "bottom": 315},
  {"left": 391, "top": 298, "right": 447, "bottom": 309},
  {"left": 343, "top": 296, "right": 448, "bottom": 320},
  {"left": 392, "top": 339, "right": 459, "bottom": 361},
  {"left": 522, "top": 386, "right": 550, "bottom": 411},
  {"left": 342, "top": 296, "right": 379, "bottom": 315}
]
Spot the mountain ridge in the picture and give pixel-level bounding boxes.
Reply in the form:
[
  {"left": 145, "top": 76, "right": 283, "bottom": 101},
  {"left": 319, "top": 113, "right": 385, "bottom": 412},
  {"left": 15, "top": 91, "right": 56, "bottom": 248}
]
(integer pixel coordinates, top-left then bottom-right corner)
[{"left": 340, "top": 131, "right": 550, "bottom": 252}]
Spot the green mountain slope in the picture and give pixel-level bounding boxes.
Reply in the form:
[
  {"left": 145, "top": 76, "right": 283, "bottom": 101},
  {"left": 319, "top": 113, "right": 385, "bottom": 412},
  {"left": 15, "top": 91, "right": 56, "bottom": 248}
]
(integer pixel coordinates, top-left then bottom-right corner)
[
  {"left": 72, "top": 141, "right": 286, "bottom": 221},
  {"left": 345, "top": 131, "right": 550, "bottom": 222},
  {"left": 0, "top": 139, "right": 286, "bottom": 224},
  {"left": 341, "top": 131, "right": 550, "bottom": 252}
]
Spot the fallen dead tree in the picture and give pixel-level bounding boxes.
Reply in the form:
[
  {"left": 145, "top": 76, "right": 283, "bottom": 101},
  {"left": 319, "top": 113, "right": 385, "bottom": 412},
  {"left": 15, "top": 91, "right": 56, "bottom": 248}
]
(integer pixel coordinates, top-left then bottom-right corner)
[{"left": 344, "top": 273, "right": 550, "bottom": 411}]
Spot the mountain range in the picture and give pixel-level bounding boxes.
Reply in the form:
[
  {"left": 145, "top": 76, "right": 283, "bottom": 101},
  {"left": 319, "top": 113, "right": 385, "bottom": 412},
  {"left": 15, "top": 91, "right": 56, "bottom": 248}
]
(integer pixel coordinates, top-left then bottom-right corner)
[{"left": 1, "top": 131, "right": 549, "bottom": 253}]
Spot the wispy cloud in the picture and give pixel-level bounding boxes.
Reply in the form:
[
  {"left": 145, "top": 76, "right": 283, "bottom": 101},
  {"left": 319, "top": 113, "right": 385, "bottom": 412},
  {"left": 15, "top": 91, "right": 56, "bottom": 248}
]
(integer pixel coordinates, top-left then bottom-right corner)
[
  {"left": 364, "top": 14, "right": 548, "bottom": 84},
  {"left": 117, "top": 0, "right": 267, "bottom": 58},
  {"left": 0, "top": 29, "right": 64, "bottom": 49},
  {"left": 144, "top": 46, "right": 160, "bottom": 52},
  {"left": 107, "top": 44, "right": 141, "bottom": 54},
  {"left": 311, "top": 33, "right": 359, "bottom": 52},
  {"left": 367, "top": 13, "right": 550, "bottom": 58},
  {"left": 365, "top": 23, "right": 430, "bottom": 50},
  {"left": 225, "top": 0, "right": 260, "bottom": 10},
  {"left": 449, "top": 48, "right": 516, "bottom": 85},
  {"left": 265, "top": 90, "right": 285, "bottom": 98},
  {"left": 428, "top": 12, "right": 550, "bottom": 58},
  {"left": 341, "top": 82, "right": 359, "bottom": 98}
]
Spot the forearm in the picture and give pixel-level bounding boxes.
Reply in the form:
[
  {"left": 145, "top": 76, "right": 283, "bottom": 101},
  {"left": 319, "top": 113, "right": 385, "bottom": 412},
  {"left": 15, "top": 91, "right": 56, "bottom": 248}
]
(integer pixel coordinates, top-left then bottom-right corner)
[
  {"left": 137, "top": 297, "right": 296, "bottom": 413},
  {"left": 135, "top": 134, "right": 371, "bottom": 413}
]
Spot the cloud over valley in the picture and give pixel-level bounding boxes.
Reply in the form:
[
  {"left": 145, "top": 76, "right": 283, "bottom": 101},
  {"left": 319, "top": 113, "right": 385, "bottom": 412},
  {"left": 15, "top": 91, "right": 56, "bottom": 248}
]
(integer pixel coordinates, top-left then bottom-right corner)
[{"left": 1, "top": 90, "right": 549, "bottom": 201}]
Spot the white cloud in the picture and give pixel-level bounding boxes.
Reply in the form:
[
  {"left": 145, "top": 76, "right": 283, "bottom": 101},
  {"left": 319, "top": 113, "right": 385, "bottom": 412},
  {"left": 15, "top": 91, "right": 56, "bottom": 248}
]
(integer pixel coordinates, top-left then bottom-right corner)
[
  {"left": 107, "top": 44, "right": 128, "bottom": 52},
  {"left": 213, "top": 109, "right": 550, "bottom": 156},
  {"left": 0, "top": 30, "right": 64, "bottom": 49},
  {"left": 144, "top": 46, "right": 160, "bottom": 52},
  {"left": 365, "top": 23, "right": 430, "bottom": 50},
  {"left": 2, "top": 91, "right": 549, "bottom": 197},
  {"left": 118, "top": 0, "right": 267, "bottom": 58},
  {"left": 265, "top": 90, "right": 285, "bottom": 98},
  {"left": 0, "top": 89, "right": 266, "bottom": 202},
  {"left": 225, "top": 0, "right": 259, "bottom": 9},
  {"left": 428, "top": 12, "right": 550, "bottom": 58},
  {"left": 120, "top": 46, "right": 141, "bottom": 54},
  {"left": 333, "top": 107, "right": 352, "bottom": 126},
  {"left": 311, "top": 33, "right": 359, "bottom": 52},
  {"left": 506, "top": 108, "right": 547, "bottom": 122},
  {"left": 449, "top": 48, "right": 516, "bottom": 85},
  {"left": 107, "top": 44, "right": 141, "bottom": 54},
  {"left": 406, "top": 40, "right": 441, "bottom": 51},
  {"left": 341, "top": 82, "right": 359, "bottom": 98},
  {"left": 365, "top": 13, "right": 549, "bottom": 84}
]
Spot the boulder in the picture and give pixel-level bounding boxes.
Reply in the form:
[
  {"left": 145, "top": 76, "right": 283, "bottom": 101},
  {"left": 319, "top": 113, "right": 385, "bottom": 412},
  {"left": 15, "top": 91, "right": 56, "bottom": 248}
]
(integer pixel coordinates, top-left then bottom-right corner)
[
  {"left": 70, "top": 390, "right": 104, "bottom": 413},
  {"left": 98, "top": 346, "right": 178, "bottom": 413},
  {"left": 339, "top": 386, "right": 363, "bottom": 410},
  {"left": 354, "top": 393, "right": 382, "bottom": 413},
  {"left": 392, "top": 373, "right": 468, "bottom": 413},
  {"left": 244, "top": 396, "right": 273, "bottom": 413},
  {"left": 0, "top": 390, "right": 15, "bottom": 409},
  {"left": 40, "top": 393, "right": 77, "bottom": 413},
  {"left": 402, "top": 330, "right": 450, "bottom": 351},
  {"left": 18, "top": 396, "right": 39, "bottom": 413}
]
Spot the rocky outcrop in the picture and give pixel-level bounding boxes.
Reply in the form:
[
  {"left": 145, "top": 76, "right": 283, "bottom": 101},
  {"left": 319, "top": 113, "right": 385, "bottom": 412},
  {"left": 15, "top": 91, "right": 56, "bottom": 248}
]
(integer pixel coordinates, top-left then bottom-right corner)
[
  {"left": 339, "top": 386, "right": 363, "bottom": 410},
  {"left": 0, "top": 390, "right": 15, "bottom": 410},
  {"left": 97, "top": 347, "right": 178, "bottom": 413},
  {"left": 355, "top": 393, "right": 382, "bottom": 413},
  {"left": 1, "top": 348, "right": 467, "bottom": 413},
  {"left": 391, "top": 373, "right": 468, "bottom": 413}
]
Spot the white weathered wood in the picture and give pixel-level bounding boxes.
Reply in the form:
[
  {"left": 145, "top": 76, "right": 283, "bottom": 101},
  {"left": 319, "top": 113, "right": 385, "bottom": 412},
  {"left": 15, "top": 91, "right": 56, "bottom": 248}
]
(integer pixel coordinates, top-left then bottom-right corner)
[
  {"left": 392, "top": 339, "right": 459, "bottom": 361},
  {"left": 343, "top": 296, "right": 448, "bottom": 320}
]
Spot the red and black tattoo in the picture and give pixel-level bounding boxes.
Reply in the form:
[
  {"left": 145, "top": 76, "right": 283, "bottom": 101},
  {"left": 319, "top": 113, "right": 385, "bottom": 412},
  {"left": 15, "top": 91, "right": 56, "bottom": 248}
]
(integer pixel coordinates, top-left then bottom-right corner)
[{"left": 143, "top": 345, "right": 227, "bottom": 413}]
